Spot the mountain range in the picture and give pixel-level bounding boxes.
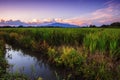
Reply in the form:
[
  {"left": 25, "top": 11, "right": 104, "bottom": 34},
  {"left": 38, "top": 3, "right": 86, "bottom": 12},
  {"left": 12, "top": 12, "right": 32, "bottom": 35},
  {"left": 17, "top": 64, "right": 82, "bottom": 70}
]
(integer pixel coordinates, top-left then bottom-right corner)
[
  {"left": 0, "top": 20, "right": 79, "bottom": 27},
  {"left": 39, "top": 22, "right": 79, "bottom": 27}
]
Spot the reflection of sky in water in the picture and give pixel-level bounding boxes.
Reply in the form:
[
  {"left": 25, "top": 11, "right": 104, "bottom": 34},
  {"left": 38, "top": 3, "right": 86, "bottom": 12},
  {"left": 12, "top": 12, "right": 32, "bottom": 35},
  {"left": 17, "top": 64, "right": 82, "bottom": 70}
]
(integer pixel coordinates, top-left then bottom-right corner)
[{"left": 5, "top": 45, "right": 57, "bottom": 80}]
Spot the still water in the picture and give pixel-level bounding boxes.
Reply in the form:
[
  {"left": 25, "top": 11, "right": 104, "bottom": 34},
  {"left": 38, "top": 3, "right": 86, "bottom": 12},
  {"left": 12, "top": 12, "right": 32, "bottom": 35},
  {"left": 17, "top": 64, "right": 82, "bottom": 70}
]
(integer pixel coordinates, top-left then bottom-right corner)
[{"left": 5, "top": 44, "right": 59, "bottom": 80}]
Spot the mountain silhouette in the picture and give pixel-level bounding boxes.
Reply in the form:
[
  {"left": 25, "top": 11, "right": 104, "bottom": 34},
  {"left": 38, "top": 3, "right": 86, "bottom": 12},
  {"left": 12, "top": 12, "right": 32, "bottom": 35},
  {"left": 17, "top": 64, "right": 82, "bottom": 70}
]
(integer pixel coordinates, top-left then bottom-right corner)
[
  {"left": 41, "top": 22, "right": 79, "bottom": 27},
  {"left": 0, "top": 20, "right": 79, "bottom": 27}
]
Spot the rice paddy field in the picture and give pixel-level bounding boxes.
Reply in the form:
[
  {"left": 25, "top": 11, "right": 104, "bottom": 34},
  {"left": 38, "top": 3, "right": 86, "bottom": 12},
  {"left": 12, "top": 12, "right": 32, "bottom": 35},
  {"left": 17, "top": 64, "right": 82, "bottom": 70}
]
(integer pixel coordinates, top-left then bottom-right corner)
[{"left": 0, "top": 28, "right": 120, "bottom": 80}]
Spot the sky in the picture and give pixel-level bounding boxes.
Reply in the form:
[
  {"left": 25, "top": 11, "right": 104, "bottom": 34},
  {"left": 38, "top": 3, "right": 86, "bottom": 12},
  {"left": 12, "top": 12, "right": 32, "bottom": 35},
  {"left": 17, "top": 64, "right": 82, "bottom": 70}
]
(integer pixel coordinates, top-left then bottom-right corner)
[{"left": 0, "top": 0, "right": 120, "bottom": 26}]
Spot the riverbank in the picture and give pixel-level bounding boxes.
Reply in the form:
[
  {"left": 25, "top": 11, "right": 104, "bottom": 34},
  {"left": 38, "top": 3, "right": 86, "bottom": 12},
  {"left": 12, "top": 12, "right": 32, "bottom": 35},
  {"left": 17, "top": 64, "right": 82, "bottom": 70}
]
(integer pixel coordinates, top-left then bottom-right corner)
[{"left": 0, "top": 40, "right": 6, "bottom": 78}]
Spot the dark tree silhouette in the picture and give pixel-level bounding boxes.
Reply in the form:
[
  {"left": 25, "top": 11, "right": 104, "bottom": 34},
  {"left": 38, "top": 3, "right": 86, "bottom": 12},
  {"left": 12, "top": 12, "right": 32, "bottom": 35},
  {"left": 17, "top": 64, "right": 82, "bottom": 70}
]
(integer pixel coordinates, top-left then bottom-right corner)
[
  {"left": 100, "top": 22, "right": 120, "bottom": 28},
  {"left": 101, "top": 24, "right": 109, "bottom": 28},
  {"left": 89, "top": 25, "right": 96, "bottom": 28},
  {"left": 110, "top": 22, "right": 120, "bottom": 27},
  {"left": 18, "top": 25, "right": 23, "bottom": 28}
]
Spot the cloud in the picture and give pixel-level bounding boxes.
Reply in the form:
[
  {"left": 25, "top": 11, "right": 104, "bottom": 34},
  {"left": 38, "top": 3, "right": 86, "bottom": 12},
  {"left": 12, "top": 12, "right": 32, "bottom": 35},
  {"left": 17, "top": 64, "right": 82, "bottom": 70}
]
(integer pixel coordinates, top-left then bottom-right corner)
[
  {"left": 0, "top": 19, "right": 28, "bottom": 26},
  {"left": 0, "top": 19, "right": 58, "bottom": 26},
  {"left": 0, "top": 1, "right": 120, "bottom": 26},
  {"left": 61, "top": 1, "right": 120, "bottom": 26},
  {"left": 103, "top": 0, "right": 115, "bottom": 6},
  {"left": 94, "top": 2, "right": 120, "bottom": 24}
]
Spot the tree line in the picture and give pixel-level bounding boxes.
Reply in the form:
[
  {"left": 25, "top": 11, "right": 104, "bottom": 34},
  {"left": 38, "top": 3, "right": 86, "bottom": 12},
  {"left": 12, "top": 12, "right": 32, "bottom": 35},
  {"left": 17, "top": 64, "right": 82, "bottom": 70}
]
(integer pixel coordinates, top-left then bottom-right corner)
[
  {"left": 89, "top": 22, "right": 120, "bottom": 28},
  {"left": 0, "top": 22, "right": 120, "bottom": 28}
]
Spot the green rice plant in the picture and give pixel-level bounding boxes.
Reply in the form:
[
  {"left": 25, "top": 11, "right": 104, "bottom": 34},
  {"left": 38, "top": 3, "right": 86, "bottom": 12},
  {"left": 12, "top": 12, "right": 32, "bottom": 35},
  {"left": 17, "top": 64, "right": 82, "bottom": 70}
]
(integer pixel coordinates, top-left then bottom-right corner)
[
  {"left": 97, "top": 32, "right": 107, "bottom": 53},
  {"left": 84, "top": 33, "right": 98, "bottom": 53},
  {"left": 60, "top": 47, "right": 85, "bottom": 68},
  {"left": 109, "top": 33, "right": 119, "bottom": 57},
  {"left": 47, "top": 47, "right": 58, "bottom": 61},
  {"left": 33, "top": 30, "right": 44, "bottom": 41},
  {"left": 110, "top": 38, "right": 117, "bottom": 48},
  {"left": 19, "top": 36, "right": 32, "bottom": 48}
]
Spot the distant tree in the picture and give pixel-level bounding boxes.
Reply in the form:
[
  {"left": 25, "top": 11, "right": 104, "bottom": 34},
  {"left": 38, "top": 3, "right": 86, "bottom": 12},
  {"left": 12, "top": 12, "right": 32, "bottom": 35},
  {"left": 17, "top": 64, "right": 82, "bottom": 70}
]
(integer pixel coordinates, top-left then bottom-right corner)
[
  {"left": 89, "top": 25, "right": 96, "bottom": 28},
  {"left": 18, "top": 25, "right": 23, "bottom": 28},
  {"left": 28, "top": 26, "right": 33, "bottom": 28},
  {"left": 4, "top": 26, "right": 11, "bottom": 28},
  {"left": 110, "top": 22, "right": 120, "bottom": 27},
  {"left": 101, "top": 24, "right": 109, "bottom": 28}
]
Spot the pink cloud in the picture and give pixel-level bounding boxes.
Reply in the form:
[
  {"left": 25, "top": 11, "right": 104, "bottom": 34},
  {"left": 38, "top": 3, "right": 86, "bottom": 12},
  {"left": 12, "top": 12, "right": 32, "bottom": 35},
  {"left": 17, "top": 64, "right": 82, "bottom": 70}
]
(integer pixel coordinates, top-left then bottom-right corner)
[
  {"left": 0, "top": 1, "right": 120, "bottom": 26},
  {"left": 60, "top": 2, "right": 120, "bottom": 26},
  {"left": 61, "top": 19, "right": 84, "bottom": 25},
  {"left": 25, "top": 2, "right": 120, "bottom": 26}
]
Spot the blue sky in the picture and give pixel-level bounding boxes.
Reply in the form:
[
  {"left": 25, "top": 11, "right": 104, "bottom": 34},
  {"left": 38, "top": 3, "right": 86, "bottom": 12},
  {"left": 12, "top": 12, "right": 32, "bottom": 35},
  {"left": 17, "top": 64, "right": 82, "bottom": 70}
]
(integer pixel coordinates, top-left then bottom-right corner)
[{"left": 0, "top": 0, "right": 120, "bottom": 26}]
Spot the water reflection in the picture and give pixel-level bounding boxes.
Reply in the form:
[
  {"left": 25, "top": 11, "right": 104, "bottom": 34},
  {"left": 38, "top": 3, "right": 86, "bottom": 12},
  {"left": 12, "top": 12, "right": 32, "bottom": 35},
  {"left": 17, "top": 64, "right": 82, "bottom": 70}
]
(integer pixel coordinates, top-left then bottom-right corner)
[{"left": 5, "top": 44, "right": 57, "bottom": 80}]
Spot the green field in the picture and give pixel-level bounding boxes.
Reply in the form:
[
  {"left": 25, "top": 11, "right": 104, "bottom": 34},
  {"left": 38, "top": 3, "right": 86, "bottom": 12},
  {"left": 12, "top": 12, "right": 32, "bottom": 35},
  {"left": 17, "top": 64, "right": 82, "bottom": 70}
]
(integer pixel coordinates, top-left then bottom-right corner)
[{"left": 0, "top": 28, "right": 120, "bottom": 80}]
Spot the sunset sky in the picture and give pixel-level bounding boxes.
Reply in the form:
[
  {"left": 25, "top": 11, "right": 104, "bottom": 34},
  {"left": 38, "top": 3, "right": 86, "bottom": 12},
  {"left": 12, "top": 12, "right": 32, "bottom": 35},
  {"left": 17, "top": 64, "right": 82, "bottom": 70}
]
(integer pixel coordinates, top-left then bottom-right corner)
[{"left": 0, "top": 0, "right": 120, "bottom": 26}]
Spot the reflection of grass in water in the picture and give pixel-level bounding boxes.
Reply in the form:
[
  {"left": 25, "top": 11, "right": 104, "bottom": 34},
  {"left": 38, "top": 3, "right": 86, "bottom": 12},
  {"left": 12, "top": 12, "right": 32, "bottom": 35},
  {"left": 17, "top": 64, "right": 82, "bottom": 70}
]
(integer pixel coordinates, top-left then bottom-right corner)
[
  {"left": 5, "top": 64, "right": 42, "bottom": 80},
  {"left": 30, "top": 64, "right": 38, "bottom": 80},
  {"left": 4, "top": 65, "right": 28, "bottom": 80}
]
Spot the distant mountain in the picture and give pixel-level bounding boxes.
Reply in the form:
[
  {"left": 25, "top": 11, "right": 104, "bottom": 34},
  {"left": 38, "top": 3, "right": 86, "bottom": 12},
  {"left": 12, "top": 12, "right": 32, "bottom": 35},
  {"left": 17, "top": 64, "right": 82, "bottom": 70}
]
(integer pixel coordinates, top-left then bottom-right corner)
[
  {"left": 40, "top": 22, "right": 79, "bottom": 28},
  {"left": 0, "top": 20, "right": 80, "bottom": 27}
]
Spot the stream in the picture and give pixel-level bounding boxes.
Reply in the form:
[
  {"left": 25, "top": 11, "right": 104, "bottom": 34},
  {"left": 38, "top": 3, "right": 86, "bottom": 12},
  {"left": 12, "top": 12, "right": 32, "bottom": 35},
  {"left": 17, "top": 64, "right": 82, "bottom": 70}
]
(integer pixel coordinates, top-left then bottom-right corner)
[{"left": 5, "top": 44, "right": 60, "bottom": 80}]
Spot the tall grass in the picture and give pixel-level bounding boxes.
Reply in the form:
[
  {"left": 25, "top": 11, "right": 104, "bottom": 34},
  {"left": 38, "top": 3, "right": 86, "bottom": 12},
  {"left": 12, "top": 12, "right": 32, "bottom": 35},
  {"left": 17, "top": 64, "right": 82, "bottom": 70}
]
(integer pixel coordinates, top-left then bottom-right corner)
[{"left": 0, "top": 28, "right": 120, "bottom": 79}]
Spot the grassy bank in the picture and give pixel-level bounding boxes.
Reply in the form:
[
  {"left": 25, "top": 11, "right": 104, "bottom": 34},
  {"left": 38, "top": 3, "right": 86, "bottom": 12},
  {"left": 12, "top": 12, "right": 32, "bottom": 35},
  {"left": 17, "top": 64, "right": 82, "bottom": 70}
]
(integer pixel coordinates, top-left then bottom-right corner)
[
  {"left": 0, "top": 28, "right": 120, "bottom": 80},
  {"left": 0, "top": 40, "right": 6, "bottom": 78}
]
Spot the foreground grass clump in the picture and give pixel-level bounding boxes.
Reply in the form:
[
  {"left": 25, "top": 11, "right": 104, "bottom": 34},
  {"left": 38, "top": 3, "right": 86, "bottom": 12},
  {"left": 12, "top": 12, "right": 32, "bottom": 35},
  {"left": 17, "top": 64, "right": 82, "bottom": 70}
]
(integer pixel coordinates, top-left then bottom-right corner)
[
  {"left": 0, "top": 40, "right": 6, "bottom": 76},
  {"left": 0, "top": 28, "right": 120, "bottom": 79},
  {"left": 48, "top": 46, "right": 86, "bottom": 68},
  {"left": 47, "top": 46, "right": 120, "bottom": 79}
]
